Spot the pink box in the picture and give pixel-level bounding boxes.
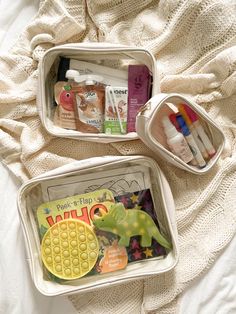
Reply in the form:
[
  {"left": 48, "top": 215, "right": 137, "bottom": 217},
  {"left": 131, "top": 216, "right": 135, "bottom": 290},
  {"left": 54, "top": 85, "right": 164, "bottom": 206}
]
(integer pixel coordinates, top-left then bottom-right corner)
[{"left": 127, "top": 65, "right": 151, "bottom": 132}]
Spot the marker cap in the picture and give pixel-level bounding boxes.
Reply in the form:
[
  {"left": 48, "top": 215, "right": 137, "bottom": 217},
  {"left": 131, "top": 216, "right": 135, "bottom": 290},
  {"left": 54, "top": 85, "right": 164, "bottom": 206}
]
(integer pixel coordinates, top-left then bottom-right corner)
[
  {"left": 183, "top": 104, "right": 198, "bottom": 122},
  {"left": 176, "top": 115, "right": 190, "bottom": 136},
  {"left": 169, "top": 113, "right": 181, "bottom": 131},
  {"left": 65, "top": 70, "right": 80, "bottom": 80},
  {"left": 178, "top": 104, "right": 192, "bottom": 127}
]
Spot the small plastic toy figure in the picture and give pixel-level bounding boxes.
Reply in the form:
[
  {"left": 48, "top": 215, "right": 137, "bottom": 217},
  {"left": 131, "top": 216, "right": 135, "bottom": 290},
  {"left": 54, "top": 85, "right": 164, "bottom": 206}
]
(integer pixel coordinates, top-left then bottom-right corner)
[{"left": 93, "top": 203, "right": 172, "bottom": 249}]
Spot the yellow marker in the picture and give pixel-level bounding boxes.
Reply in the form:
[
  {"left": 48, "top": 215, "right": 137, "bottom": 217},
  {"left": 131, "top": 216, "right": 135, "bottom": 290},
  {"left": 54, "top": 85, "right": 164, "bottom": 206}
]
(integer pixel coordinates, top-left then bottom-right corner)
[
  {"left": 41, "top": 219, "right": 99, "bottom": 280},
  {"left": 178, "top": 104, "right": 192, "bottom": 126}
]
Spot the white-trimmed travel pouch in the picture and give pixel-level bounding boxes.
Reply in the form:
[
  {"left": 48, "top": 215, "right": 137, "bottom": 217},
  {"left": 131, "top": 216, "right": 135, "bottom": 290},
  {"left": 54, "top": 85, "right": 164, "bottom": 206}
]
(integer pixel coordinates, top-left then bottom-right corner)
[
  {"left": 136, "top": 93, "right": 225, "bottom": 174},
  {"left": 37, "top": 44, "right": 225, "bottom": 174},
  {"left": 37, "top": 43, "right": 159, "bottom": 143},
  {"left": 17, "top": 155, "right": 178, "bottom": 296}
]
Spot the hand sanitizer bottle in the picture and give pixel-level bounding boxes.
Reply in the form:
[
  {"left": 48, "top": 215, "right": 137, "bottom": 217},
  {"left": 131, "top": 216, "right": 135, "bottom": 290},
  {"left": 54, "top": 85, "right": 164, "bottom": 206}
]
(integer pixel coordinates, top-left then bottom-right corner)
[{"left": 162, "top": 116, "right": 194, "bottom": 163}]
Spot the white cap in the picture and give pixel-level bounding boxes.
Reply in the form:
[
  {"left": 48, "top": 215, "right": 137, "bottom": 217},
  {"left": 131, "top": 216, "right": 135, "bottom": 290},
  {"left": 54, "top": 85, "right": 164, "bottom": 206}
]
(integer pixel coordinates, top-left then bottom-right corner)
[
  {"left": 74, "top": 75, "right": 103, "bottom": 85},
  {"left": 65, "top": 70, "right": 80, "bottom": 80},
  {"left": 162, "top": 116, "right": 178, "bottom": 138}
]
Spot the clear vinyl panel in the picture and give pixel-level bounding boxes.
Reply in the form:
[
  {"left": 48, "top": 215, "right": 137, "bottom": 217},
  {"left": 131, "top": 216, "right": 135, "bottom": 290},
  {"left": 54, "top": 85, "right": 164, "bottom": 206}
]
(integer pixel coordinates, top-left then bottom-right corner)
[
  {"left": 21, "top": 157, "right": 174, "bottom": 288},
  {"left": 41, "top": 47, "right": 154, "bottom": 141},
  {"left": 146, "top": 94, "right": 225, "bottom": 173}
]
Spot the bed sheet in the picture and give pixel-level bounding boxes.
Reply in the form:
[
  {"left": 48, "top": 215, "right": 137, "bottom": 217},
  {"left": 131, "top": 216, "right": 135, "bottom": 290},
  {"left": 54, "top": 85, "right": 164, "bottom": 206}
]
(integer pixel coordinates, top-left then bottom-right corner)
[
  {"left": 0, "top": 1, "right": 76, "bottom": 313},
  {"left": 0, "top": 0, "right": 235, "bottom": 313},
  {"left": 2, "top": 162, "right": 235, "bottom": 314},
  {"left": 0, "top": 161, "right": 77, "bottom": 314}
]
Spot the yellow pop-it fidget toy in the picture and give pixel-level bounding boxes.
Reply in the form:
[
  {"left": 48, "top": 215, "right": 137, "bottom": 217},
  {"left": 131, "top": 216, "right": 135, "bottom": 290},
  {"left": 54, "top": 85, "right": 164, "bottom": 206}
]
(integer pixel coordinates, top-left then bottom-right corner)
[{"left": 41, "top": 219, "right": 99, "bottom": 280}]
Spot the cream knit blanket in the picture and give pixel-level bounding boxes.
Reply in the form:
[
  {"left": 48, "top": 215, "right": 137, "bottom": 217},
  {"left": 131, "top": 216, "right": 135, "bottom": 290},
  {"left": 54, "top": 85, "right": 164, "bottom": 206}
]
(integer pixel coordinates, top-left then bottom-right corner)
[{"left": 1, "top": 0, "right": 236, "bottom": 313}]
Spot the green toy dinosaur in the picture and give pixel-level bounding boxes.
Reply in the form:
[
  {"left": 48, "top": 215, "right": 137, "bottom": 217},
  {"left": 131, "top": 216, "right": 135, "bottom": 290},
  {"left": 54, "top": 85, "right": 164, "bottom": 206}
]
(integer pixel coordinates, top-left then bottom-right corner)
[{"left": 93, "top": 203, "right": 172, "bottom": 249}]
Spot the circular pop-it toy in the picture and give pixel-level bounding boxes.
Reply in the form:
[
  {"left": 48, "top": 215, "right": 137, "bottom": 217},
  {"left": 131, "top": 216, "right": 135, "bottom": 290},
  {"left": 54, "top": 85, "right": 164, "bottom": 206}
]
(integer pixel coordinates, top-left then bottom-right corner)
[{"left": 41, "top": 219, "right": 99, "bottom": 280}]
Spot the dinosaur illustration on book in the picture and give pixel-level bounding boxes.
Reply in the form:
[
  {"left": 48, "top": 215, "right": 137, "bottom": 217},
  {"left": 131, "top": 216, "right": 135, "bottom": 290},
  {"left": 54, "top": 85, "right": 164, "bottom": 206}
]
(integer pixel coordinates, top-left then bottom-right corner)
[{"left": 93, "top": 203, "right": 172, "bottom": 250}]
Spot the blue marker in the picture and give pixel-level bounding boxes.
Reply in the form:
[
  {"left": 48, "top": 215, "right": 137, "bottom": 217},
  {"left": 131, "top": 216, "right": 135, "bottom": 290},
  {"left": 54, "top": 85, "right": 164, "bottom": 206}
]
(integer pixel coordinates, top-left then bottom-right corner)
[{"left": 176, "top": 114, "right": 206, "bottom": 168}]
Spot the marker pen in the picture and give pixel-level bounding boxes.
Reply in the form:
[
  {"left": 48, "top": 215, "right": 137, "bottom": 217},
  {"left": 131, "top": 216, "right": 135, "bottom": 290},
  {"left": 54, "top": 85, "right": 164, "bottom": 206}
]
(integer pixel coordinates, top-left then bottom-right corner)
[
  {"left": 176, "top": 114, "right": 206, "bottom": 168},
  {"left": 178, "top": 104, "right": 209, "bottom": 160},
  {"left": 184, "top": 104, "right": 216, "bottom": 157}
]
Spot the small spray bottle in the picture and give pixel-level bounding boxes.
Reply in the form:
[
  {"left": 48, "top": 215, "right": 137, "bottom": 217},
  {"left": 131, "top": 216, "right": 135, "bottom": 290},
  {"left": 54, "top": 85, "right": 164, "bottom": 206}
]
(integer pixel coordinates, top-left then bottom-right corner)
[{"left": 162, "top": 116, "right": 194, "bottom": 163}]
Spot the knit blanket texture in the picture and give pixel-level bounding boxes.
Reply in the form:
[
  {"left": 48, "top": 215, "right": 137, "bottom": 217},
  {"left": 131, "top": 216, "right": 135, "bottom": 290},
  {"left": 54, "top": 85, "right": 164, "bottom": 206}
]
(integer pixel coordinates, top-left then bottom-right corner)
[{"left": 0, "top": 0, "right": 236, "bottom": 313}]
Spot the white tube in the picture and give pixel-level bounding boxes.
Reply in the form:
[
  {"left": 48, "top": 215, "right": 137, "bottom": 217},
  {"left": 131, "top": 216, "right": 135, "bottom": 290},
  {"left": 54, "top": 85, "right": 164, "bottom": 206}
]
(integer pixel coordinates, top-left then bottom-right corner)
[
  {"left": 185, "top": 133, "right": 206, "bottom": 168},
  {"left": 189, "top": 124, "right": 209, "bottom": 159},
  {"left": 193, "top": 121, "right": 216, "bottom": 157}
]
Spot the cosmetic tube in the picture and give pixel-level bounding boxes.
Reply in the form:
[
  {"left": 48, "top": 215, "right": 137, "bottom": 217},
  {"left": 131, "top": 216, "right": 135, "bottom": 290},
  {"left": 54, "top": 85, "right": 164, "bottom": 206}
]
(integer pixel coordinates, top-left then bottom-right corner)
[
  {"left": 178, "top": 104, "right": 209, "bottom": 160},
  {"left": 184, "top": 104, "right": 216, "bottom": 157},
  {"left": 176, "top": 115, "right": 206, "bottom": 168}
]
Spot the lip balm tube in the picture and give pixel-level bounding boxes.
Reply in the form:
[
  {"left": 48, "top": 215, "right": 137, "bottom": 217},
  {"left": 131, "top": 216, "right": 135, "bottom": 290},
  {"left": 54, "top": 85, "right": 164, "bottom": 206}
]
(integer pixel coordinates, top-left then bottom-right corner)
[
  {"left": 176, "top": 115, "right": 206, "bottom": 168},
  {"left": 184, "top": 104, "right": 216, "bottom": 157},
  {"left": 178, "top": 105, "right": 209, "bottom": 160}
]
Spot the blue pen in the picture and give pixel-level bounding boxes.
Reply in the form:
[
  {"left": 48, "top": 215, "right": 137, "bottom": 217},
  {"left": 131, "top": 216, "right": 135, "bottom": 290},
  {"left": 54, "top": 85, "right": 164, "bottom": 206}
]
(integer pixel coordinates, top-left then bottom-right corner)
[{"left": 176, "top": 114, "right": 206, "bottom": 168}]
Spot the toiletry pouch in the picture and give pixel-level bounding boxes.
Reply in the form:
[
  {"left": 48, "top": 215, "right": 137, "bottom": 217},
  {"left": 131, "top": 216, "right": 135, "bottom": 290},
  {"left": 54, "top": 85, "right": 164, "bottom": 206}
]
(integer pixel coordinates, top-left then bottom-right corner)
[
  {"left": 17, "top": 155, "right": 178, "bottom": 296},
  {"left": 136, "top": 93, "right": 225, "bottom": 174},
  {"left": 37, "top": 43, "right": 160, "bottom": 143}
]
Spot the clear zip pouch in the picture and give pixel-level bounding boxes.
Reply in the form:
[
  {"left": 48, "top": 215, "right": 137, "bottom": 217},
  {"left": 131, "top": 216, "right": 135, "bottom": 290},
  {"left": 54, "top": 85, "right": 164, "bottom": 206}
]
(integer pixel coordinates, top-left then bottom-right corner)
[
  {"left": 37, "top": 43, "right": 159, "bottom": 143},
  {"left": 17, "top": 155, "right": 178, "bottom": 296},
  {"left": 136, "top": 93, "right": 225, "bottom": 174}
]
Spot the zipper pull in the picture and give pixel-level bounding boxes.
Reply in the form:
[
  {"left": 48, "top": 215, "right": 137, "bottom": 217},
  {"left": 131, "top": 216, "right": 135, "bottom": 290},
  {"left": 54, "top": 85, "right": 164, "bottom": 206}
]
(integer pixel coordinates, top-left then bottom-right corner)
[{"left": 138, "top": 101, "right": 151, "bottom": 114}]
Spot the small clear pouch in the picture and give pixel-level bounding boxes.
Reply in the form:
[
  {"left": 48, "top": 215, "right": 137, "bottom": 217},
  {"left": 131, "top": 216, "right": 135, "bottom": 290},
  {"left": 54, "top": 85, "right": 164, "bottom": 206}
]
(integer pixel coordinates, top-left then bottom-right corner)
[
  {"left": 17, "top": 155, "right": 178, "bottom": 296},
  {"left": 136, "top": 93, "right": 225, "bottom": 174},
  {"left": 37, "top": 43, "right": 159, "bottom": 143}
]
